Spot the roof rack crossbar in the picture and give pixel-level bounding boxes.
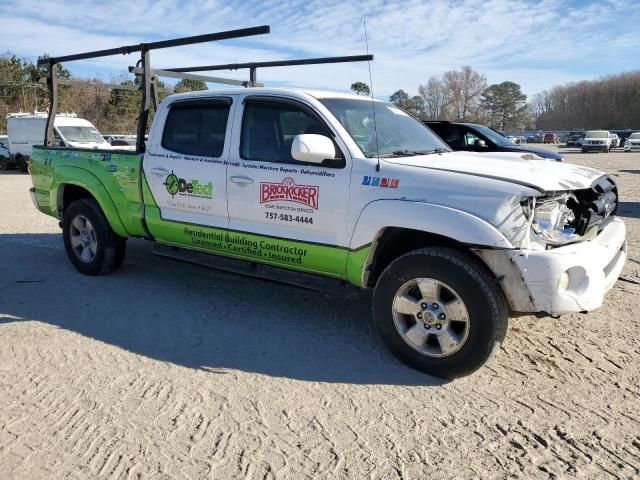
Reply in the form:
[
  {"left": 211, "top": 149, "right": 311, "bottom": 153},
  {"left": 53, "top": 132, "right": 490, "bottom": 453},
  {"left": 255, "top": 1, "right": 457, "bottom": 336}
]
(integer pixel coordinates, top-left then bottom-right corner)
[
  {"left": 166, "top": 54, "right": 374, "bottom": 73},
  {"left": 37, "top": 25, "right": 270, "bottom": 151},
  {"left": 128, "top": 67, "right": 263, "bottom": 88},
  {"left": 164, "top": 54, "right": 374, "bottom": 86},
  {"left": 37, "top": 26, "right": 270, "bottom": 66}
]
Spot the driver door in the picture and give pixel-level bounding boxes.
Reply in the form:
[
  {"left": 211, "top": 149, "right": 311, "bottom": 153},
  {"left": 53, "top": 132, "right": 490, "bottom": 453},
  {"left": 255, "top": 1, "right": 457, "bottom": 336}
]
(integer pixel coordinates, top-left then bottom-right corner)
[{"left": 225, "top": 95, "right": 351, "bottom": 276}]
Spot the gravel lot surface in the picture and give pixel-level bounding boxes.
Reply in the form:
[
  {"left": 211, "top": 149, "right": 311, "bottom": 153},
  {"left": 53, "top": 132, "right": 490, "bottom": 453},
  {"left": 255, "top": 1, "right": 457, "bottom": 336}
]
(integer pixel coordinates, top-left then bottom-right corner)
[{"left": 1, "top": 146, "right": 639, "bottom": 479}]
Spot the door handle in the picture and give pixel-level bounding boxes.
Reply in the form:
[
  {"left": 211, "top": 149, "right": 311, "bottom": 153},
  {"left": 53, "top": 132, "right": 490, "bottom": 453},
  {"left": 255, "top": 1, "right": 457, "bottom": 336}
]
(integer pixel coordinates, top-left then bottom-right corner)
[
  {"left": 230, "top": 175, "right": 254, "bottom": 185},
  {"left": 149, "top": 167, "right": 170, "bottom": 176}
]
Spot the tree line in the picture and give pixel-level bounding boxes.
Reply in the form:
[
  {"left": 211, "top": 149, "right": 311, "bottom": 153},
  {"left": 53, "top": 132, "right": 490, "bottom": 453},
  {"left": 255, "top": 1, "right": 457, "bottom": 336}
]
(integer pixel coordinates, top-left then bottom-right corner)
[
  {"left": 531, "top": 71, "right": 640, "bottom": 130},
  {"left": 352, "top": 66, "right": 531, "bottom": 131},
  {"left": 0, "top": 53, "right": 206, "bottom": 134},
  {"left": 354, "top": 68, "right": 640, "bottom": 132},
  {"left": 2, "top": 52, "right": 637, "bottom": 135}
]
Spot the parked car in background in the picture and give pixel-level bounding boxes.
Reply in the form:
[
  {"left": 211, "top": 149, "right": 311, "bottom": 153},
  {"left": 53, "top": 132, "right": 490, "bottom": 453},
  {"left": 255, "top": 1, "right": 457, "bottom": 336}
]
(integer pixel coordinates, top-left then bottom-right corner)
[
  {"left": 103, "top": 134, "right": 137, "bottom": 146},
  {"left": 624, "top": 132, "right": 640, "bottom": 152},
  {"left": 424, "top": 121, "right": 565, "bottom": 161},
  {"left": 7, "top": 112, "right": 113, "bottom": 171},
  {"left": 566, "top": 131, "right": 585, "bottom": 146},
  {"left": 609, "top": 133, "right": 620, "bottom": 148},
  {"left": 582, "top": 130, "right": 612, "bottom": 153},
  {"left": 575, "top": 135, "right": 585, "bottom": 147},
  {"left": 0, "top": 140, "right": 9, "bottom": 169},
  {"left": 543, "top": 133, "right": 560, "bottom": 144}
]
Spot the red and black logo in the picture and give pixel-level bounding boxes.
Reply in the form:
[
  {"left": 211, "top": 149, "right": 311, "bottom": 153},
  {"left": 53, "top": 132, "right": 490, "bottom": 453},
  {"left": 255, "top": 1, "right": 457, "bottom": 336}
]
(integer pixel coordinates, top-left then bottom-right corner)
[{"left": 260, "top": 177, "right": 319, "bottom": 209}]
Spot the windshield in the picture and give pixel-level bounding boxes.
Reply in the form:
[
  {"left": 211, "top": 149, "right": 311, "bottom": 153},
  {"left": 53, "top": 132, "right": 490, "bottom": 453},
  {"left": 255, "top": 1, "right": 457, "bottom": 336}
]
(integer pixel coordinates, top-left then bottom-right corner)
[
  {"left": 318, "top": 98, "right": 449, "bottom": 157},
  {"left": 586, "top": 131, "right": 608, "bottom": 139},
  {"left": 472, "top": 125, "right": 515, "bottom": 146},
  {"left": 629, "top": 133, "right": 640, "bottom": 140},
  {"left": 57, "top": 126, "right": 105, "bottom": 144}
]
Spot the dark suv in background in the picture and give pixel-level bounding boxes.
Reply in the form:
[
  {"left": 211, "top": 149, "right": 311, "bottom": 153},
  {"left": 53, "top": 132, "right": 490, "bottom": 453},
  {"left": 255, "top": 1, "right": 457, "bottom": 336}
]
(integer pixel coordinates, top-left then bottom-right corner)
[
  {"left": 423, "top": 121, "right": 565, "bottom": 162},
  {"left": 566, "top": 131, "right": 585, "bottom": 146}
]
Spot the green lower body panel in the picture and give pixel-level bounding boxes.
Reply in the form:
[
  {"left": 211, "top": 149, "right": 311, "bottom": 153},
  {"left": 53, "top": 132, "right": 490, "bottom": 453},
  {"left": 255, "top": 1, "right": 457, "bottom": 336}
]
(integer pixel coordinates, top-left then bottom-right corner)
[{"left": 142, "top": 174, "right": 370, "bottom": 286}]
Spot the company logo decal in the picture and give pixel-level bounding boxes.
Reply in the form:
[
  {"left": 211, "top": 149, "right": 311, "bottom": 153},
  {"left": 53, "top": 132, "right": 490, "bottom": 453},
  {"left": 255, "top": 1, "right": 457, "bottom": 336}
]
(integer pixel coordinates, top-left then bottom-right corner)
[
  {"left": 362, "top": 176, "right": 399, "bottom": 188},
  {"left": 260, "top": 177, "right": 319, "bottom": 209},
  {"left": 164, "top": 171, "right": 213, "bottom": 198}
]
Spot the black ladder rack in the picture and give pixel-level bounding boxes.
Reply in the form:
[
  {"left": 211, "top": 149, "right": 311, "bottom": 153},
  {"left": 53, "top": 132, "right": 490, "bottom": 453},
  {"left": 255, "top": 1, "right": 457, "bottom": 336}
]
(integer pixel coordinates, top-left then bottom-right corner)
[
  {"left": 38, "top": 25, "right": 374, "bottom": 153},
  {"left": 38, "top": 26, "right": 270, "bottom": 152}
]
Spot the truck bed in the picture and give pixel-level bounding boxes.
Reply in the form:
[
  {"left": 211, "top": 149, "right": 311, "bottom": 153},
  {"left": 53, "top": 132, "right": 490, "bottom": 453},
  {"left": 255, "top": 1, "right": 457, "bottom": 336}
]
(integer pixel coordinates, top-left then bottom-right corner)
[{"left": 30, "top": 146, "right": 148, "bottom": 238}]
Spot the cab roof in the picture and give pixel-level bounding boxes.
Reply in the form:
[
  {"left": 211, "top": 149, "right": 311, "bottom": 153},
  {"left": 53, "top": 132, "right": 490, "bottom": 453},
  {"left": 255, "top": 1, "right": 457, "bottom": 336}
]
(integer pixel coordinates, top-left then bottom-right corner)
[{"left": 165, "top": 87, "right": 385, "bottom": 103}]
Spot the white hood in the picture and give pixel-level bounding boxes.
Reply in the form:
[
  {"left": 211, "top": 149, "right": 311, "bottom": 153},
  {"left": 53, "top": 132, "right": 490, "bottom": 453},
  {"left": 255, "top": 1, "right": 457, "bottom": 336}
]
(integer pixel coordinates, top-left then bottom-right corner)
[
  {"left": 388, "top": 151, "right": 604, "bottom": 192},
  {"left": 67, "top": 140, "right": 111, "bottom": 149}
]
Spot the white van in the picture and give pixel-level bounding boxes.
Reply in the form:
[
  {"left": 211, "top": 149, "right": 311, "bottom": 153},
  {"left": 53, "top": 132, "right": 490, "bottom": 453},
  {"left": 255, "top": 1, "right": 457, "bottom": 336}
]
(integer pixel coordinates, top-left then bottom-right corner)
[{"left": 7, "top": 112, "right": 111, "bottom": 170}]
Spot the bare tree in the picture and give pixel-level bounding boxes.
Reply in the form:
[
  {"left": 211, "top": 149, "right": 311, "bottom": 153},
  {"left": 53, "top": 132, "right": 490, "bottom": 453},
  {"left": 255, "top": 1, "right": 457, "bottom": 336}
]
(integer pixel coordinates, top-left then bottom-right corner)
[
  {"left": 419, "top": 67, "right": 486, "bottom": 122},
  {"left": 419, "top": 75, "right": 451, "bottom": 120},
  {"left": 442, "top": 66, "right": 487, "bottom": 121}
]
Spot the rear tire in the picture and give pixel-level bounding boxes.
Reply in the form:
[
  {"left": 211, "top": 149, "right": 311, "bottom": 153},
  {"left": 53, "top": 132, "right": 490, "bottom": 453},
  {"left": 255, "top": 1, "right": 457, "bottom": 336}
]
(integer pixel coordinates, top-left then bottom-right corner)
[
  {"left": 16, "top": 155, "right": 28, "bottom": 172},
  {"left": 62, "top": 199, "right": 126, "bottom": 275},
  {"left": 373, "top": 247, "right": 508, "bottom": 379}
]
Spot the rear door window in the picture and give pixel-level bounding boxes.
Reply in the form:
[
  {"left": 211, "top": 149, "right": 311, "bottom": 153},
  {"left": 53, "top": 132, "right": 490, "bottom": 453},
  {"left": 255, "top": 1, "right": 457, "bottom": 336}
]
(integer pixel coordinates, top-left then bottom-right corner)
[{"left": 162, "top": 100, "right": 231, "bottom": 157}]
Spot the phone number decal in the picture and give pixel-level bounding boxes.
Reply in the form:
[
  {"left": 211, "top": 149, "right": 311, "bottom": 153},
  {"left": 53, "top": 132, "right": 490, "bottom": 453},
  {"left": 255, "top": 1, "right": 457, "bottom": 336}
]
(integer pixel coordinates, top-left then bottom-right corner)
[{"left": 265, "top": 212, "right": 314, "bottom": 224}]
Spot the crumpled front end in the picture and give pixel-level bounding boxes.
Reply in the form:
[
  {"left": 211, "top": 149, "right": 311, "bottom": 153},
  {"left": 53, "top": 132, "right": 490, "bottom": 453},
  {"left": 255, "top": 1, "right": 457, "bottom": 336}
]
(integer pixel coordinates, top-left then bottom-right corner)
[{"left": 476, "top": 174, "right": 627, "bottom": 315}]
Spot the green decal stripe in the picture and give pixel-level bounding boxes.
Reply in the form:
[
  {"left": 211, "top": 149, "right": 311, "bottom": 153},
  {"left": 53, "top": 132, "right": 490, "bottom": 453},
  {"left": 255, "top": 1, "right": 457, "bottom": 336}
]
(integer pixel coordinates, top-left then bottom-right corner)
[
  {"left": 147, "top": 171, "right": 370, "bottom": 284},
  {"left": 147, "top": 210, "right": 348, "bottom": 278}
]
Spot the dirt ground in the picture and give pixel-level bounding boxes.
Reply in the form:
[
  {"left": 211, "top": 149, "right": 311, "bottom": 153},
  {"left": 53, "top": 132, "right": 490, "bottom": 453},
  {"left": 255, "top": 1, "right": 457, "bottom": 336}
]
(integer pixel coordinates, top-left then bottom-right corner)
[{"left": 1, "top": 146, "right": 639, "bottom": 479}]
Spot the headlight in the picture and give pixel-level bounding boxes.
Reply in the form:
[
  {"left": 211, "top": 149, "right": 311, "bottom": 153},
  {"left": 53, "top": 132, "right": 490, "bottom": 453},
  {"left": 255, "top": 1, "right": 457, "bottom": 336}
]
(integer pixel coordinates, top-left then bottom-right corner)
[
  {"left": 625, "top": 140, "right": 630, "bottom": 146},
  {"left": 523, "top": 194, "right": 579, "bottom": 245}
]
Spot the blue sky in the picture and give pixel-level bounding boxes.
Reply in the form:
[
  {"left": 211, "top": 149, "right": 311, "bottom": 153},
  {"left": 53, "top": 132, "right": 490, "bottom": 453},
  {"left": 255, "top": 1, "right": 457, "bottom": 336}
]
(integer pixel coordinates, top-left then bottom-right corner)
[{"left": 1, "top": 0, "right": 639, "bottom": 99}]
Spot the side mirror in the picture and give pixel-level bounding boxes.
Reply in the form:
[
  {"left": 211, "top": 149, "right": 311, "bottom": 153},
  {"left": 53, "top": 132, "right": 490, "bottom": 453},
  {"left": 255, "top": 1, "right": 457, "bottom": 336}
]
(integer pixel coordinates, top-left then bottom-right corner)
[
  {"left": 291, "top": 134, "right": 335, "bottom": 164},
  {"left": 474, "top": 139, "right": 487, "bottom": 148}
]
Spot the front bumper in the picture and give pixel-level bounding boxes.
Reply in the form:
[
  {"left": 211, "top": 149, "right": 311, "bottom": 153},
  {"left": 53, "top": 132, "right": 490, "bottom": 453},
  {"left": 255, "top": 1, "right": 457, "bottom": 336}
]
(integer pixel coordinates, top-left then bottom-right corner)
[
  {"left": 624, "top": 144, "right": 640, "bottom": 151},
  {"left": 511, "top": 217, "right": 627, "bottom": 314},
  {"left": 582, "top": 144, "right": 608, "bottom": 151}
]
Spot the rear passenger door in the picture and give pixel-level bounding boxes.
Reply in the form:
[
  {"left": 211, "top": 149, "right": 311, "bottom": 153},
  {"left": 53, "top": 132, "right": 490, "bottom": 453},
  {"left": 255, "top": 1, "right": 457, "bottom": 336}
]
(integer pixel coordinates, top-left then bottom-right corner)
[{"left": 144, "top": 97, "right": 234, "bottom": 232}]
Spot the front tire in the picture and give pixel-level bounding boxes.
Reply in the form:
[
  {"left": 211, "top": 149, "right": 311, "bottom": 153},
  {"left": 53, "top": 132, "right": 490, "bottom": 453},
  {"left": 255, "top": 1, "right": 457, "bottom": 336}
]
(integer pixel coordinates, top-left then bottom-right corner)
[
  {"left": 373, "top": 247, "right": 508, "bottom": 379},
  {"left": 62, "top": 199, "right": 126, "bottom": 275}
]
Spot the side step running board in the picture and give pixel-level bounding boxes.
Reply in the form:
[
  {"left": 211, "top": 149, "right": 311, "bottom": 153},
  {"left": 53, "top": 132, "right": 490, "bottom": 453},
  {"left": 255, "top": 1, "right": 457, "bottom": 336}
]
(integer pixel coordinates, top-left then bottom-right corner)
[{"left": 152, "top": 244, "right": 362, "bottom": 297}]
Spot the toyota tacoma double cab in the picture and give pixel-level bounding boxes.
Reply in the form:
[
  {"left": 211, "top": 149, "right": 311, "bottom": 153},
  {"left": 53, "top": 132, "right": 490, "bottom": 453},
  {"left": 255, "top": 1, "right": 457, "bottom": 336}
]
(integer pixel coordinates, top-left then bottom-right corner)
[{"left": 29, "top": 88, "right": 627, "bottom": 378}]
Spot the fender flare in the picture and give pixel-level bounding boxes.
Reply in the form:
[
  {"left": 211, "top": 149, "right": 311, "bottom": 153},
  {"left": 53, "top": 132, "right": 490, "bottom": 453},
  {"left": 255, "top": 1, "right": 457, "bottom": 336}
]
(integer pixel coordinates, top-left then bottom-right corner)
[
  {"left": 53, "top": 166, "right": 128, "bottom": 237},
  {"left": 346, "top": 200, "right": 514, "bottom": 285}
]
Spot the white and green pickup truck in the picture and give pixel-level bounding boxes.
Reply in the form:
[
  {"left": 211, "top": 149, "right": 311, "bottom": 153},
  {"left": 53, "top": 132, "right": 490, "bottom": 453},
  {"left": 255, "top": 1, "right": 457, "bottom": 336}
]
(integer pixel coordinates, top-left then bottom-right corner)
[{"left": 29, "top": 87, "right": 627, "bottom": 378}]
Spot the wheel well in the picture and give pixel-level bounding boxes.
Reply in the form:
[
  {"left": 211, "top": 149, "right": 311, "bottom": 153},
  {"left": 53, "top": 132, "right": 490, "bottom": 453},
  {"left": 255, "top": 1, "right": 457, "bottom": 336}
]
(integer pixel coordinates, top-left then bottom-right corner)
[
  {"left": 59, "top": 184, "right": 94, "bottom": 215},
  {"left": 365, "top": 227, "right": 469, "bottom": 287}
]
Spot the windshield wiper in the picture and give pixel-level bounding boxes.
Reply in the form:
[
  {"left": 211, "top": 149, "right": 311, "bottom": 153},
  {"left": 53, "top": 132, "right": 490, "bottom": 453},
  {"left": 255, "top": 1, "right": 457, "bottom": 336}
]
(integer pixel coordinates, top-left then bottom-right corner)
[
  {"left": 366, "top": 148, "right": 448, "bottom": 158},
  {"left": 420, "top": 148, "right": 448, "bottom": 155}
]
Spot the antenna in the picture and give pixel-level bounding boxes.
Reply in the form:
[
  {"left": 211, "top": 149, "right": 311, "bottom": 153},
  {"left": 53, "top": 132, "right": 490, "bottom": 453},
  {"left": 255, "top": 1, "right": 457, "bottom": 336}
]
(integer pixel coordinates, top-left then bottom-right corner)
[{"left": 363, "top": 19, "right": 380, "bottom": 172}]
